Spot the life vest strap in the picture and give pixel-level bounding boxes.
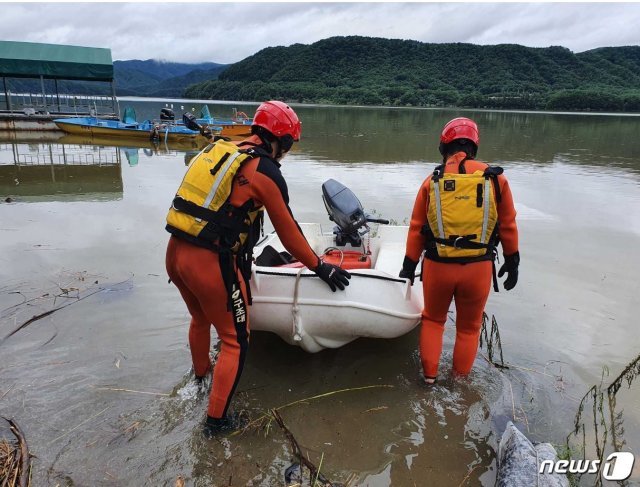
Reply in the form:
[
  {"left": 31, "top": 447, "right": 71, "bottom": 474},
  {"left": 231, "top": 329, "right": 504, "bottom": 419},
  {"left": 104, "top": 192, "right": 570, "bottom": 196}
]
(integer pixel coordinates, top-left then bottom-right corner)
[
  {"left": 166, "top": 224, "right": 227, "bottom": 254},
  {"left": 203, "top": 150, "right": 246, "bottom": 209},
  {"left": 480, "top": 178, "right": 492, "bottom": 243},
  {"left": 424, "top": 252, "right": 495, "bottom": 264},
  {"left": 218, "top": 250, "right": 236, "bottom": 312},
  {"left": 432, "top": 163, "right": 446, "bottom": 182},
  {"left": 431, "top": 173, "right": 446, "bottom": 239},
  {"left": 172, "top": 197, "right": 249, "bottom": 234},
  {"left": 483, "top": 166, "right": 503, "bottom": 203},
  {"left": 237, "top": 144, "right": 276, "bottom": 162},
  {"left": 431, "top": 234, "right": 492, "bottom": 250}
]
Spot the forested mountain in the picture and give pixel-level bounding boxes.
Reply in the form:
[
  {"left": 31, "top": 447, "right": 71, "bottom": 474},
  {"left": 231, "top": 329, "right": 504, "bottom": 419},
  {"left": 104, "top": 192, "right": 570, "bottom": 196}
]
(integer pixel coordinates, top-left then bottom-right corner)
[
  {"left": 184, "top": 37, "right": 640, "bottom": 111},
  {"left": 113, "top": 60, "right": 228, "bottom": 96},
  {"left": 4, "top": 59, "right": 228, "bottom": 98}
]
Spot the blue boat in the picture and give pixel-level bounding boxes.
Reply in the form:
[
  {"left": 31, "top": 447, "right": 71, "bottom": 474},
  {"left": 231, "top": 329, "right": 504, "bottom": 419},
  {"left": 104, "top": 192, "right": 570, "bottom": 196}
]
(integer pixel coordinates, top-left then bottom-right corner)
[{"left": 54, "top": 107, "right": 202, "bottom": 142}]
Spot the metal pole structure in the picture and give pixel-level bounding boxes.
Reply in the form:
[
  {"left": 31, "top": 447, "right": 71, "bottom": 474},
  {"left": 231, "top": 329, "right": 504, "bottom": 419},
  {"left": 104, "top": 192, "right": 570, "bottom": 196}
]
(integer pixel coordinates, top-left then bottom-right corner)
[
  {"left": 49, "top": 144, "right": 56, "bottom": 182},
  {"left": 11, "top": 141, "right": 19, "bottom": 165},
  {"left": 3, "top": 77, "right": 11, "bottom": 112},
  {"left": 55, "top": 79, "right": 61, "bottom": 113},
  {"left": 40, "top": 75, "right": 48, "bottom": 114},
  {"left": 111, "top": 81, "right": 120, "bottom": 119}
]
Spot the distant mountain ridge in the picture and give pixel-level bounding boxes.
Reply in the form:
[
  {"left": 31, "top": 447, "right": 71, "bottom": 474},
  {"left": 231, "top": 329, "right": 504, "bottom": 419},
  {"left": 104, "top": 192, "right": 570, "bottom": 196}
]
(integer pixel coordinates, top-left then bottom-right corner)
[
  {"left": 113, "top": 59, "right": 228, "bottom": 96},
  {"left": 3, "top": 59, "right": 228, "bottom": 98},
  {"left": 184, "top": 36, "right": 640, "bottom": 111},
  {"left": 4, "top": 36, "right": 639, "bottom": 111}
]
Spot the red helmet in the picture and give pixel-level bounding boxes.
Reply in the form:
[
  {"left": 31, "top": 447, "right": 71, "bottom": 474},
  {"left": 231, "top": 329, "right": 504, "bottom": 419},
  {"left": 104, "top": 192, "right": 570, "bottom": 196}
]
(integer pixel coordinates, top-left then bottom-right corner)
[
  {"left": 440, "top": 117, "right": 479, "bottom": 146},
  {"left": 252, "top": 101, "right": 301, "bottom": 142}
]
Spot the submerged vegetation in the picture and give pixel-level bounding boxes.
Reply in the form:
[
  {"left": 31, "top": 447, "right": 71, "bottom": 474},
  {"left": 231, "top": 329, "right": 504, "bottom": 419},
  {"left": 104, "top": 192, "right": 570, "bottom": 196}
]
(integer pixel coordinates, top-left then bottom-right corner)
[
  {"left": 185, "top": 36, "right": 640, "bottom": 112},
  {"left": 480, "top": 312, "right": 507, "bottom": 369},
  {"left": 0, "top": 418, "right": 31, "bottom": 487},
  {"left": 566, "top": 353, "right": 640, "bottom": 486},
  {"left": 478, "top": 313, "right": 639, "bottom": 487}
]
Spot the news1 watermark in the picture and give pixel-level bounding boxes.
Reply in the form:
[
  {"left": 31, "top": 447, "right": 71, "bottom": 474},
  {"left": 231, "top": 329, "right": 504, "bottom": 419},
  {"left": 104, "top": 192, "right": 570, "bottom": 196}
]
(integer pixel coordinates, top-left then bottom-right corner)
[{"left": 540, "top": 452, "right": 635, "bottom": 481}]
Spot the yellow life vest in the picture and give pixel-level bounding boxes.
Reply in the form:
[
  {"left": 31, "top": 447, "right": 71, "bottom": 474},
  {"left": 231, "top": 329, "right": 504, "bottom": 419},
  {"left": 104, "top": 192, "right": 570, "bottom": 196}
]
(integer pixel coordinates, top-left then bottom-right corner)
[
  {"left": 165, "top": 139, "right": 265, "bottom": 253},
  {"left": 423, "top": 164, "right": 503, "bottom": 261}
]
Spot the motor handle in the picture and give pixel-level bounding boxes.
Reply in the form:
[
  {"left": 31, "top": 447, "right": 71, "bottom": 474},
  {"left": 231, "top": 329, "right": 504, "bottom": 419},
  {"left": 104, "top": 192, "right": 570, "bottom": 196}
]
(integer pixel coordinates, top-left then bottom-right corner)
[
  {"left": 366, "top": 218, "right": 390, "bottom": 225},
  {"left": 182, "top": 112, "right": 214, "bottom": 140}
]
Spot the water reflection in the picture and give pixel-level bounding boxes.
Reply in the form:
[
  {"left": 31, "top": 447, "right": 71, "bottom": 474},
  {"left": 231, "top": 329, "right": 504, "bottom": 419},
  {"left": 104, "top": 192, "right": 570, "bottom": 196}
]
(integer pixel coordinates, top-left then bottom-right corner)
[
  {"left": 0, "top": 138, "right": 123, "bottom": 202},
  {"left": 127, "top": 332, "right": 500, "bottom": 486},
  {"left": 294, "top": 106, "right": 640, "bottom": 170},
  {"left": 1, "top": 103, "right": 639, "bottom": 486},
  {"left": 56, "top": 133, "right": 204, "bottom": 153},
  {"left": 0, "top": 132, "right": 210, "bottom": 202},
  {"left": 119, "top": 99, "right": 640, "bottom": 171},
  {"left": 122, "top": 147, "right": 139, "bottom": 167}
]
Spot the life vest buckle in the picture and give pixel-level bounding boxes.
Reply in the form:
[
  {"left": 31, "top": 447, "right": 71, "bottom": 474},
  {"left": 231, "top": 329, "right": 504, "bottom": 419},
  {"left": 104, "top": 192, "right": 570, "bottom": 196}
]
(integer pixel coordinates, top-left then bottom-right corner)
[{"left": 453, "top": 236, "right": 465, "bottom": 248}]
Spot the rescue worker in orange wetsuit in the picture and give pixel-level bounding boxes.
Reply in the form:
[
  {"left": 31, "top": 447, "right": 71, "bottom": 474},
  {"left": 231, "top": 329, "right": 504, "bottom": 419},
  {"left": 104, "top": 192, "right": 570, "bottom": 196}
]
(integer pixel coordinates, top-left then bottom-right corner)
[
  {"left": 400, "top": 117, "right": 519, "bottom": 384},
  {"left": 165, "top": 101, "right": 351, "bottom": 435}
]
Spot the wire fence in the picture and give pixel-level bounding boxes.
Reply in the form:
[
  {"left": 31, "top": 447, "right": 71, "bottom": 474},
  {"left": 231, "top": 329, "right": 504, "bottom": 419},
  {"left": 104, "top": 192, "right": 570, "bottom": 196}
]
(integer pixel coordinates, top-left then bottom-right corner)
[
  {"left": 0, "top": 92, "right": 118, "bottom": 117},
  {"left": 0, "top": 142, "right": 120, "bottom": 166}
]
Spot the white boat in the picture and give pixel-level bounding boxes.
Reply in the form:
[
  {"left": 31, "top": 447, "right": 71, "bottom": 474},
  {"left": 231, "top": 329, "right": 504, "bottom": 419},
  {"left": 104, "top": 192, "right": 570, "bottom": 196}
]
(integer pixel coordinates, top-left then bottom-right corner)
[{"left": 249, "top": 180, "right": 423, "bottom": 353}]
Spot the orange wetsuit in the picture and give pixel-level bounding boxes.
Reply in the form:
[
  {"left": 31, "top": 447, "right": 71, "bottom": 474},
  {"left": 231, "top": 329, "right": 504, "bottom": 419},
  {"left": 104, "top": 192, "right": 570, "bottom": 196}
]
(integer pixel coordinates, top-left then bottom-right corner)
[
  {"left": 404, "top": 152, "right": 519, "bottom": 378},
  {"left": 166, "top": 136, "right": 319, "bottom": 419}
]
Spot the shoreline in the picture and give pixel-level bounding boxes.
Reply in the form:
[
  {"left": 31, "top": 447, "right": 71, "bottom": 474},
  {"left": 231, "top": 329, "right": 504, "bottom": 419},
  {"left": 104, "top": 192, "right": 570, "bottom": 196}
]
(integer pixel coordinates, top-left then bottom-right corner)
[{"left": 117, "top": 96, "right": 640, "bottom": 117}]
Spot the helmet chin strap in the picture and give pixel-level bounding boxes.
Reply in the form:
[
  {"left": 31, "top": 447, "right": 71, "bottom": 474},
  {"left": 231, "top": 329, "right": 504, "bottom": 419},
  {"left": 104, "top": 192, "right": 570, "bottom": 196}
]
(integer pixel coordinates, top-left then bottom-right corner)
[
  {"left": 274, "top": 144, "right": 284, "bottom": 161},
  {"left": 250, "top": 132, "right": 284, "bottom": 160},
  {"left": 254, "top": 133, "right": 275, "bottom": 156},
  {"left": 265, "top": 136, "right": 285, "bottom": 160}
]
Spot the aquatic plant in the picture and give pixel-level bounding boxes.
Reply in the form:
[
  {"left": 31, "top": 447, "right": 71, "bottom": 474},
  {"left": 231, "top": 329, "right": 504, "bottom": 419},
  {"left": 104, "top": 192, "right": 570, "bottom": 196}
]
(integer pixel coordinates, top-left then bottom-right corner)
[
  {"left": 607, "top": 353, "right": 640, "bottom": 397},
  {"left": 479, "top": 312, "right": 507, "bottom": 369},
  {"left": 607, "top": 353, "right": 640, "bottom": 456},
  {"left": 553, "top": 443, "right": 583, "bottom": 487},
  {"left": 566, "top": 353, "right": 640, "bottom": 486},
  {"left": 0, "top": 418, "right": 31, "bottom": 487}
]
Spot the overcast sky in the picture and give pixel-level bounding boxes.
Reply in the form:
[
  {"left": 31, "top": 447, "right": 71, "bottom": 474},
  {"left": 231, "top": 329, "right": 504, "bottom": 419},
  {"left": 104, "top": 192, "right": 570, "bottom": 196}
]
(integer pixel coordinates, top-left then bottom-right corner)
[{"left": 2, "top": 3, "right": 639, "bottom": 64}]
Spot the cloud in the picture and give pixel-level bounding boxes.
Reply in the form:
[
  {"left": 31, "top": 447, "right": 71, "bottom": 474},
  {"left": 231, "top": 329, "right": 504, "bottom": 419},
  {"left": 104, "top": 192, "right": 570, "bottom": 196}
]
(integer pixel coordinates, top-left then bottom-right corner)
[{"left": 1, "top": 3, "right": 639, "bottom": 64}]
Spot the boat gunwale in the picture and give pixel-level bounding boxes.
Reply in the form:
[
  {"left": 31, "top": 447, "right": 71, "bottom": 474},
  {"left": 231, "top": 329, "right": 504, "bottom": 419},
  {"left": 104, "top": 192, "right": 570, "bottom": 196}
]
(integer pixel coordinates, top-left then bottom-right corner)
[
  {"left": 254, "top": 268, "right": 408, "bottom": 284},
  {"left": 251, "top": 295, "right": 421, "bottom": 320}
]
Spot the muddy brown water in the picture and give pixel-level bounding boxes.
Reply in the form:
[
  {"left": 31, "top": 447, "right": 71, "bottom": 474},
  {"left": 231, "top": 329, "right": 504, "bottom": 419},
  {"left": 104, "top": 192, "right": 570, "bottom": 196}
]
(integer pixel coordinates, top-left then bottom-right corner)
[{"left": 1, "top": 100, "right": 639, "bottom": 486}]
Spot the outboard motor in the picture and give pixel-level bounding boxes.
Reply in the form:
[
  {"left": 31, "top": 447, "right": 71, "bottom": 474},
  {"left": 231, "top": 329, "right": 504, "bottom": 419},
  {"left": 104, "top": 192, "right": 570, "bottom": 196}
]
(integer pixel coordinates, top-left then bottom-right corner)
[
  {"left": 322, "top": 179, "right": 389, "bottom": 247},
  {"left": 160, "top": 108, "right": 175, "bottom": 121}
]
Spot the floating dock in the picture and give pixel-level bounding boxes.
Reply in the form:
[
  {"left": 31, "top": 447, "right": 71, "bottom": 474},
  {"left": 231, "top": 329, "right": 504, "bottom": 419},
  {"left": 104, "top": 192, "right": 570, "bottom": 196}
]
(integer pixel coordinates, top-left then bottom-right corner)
[{"left": 0, "top": 41, "right": 119, "bottom": 131}]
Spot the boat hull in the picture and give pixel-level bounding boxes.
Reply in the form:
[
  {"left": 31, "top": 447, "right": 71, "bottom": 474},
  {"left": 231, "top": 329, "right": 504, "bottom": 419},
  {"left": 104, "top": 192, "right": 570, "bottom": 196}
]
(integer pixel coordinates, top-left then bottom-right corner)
[
  {"left": 197, "top": 117, "right": 253, "bottom": 137},
  {"left": 54, "top": 118, "right": 201, "bottom": 143},
  {"left": 220, "top": 124, "right": 252, "bottom": 137},
  {"left": 249, "top": 224, "right": 423, "bottom": 352}
]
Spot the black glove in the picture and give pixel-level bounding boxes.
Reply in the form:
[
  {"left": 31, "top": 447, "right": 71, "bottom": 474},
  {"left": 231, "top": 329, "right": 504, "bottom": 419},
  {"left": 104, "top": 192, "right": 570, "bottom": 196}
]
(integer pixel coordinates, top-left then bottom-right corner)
[
  {"left": 399, "top": 256, "right": 419, "bottom": 285},
  {"left": 314, "top": 262, "right": 351, "bottom": 292},
  {"left": 498, "top": 251, "right": 520, "bottom": 291}
]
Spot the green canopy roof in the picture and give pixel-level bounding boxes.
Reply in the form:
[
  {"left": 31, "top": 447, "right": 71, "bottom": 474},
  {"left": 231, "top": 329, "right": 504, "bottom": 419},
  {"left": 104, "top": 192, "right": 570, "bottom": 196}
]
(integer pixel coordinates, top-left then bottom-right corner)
[{"left": 0, "top": 41, "right": 113, "bottom": 81}]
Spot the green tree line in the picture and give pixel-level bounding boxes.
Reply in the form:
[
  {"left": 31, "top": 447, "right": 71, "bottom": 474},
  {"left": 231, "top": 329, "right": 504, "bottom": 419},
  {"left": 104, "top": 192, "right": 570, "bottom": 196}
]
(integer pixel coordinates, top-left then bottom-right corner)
[{"left": 184, "top": 37, "right": 640, "bottom": 112}]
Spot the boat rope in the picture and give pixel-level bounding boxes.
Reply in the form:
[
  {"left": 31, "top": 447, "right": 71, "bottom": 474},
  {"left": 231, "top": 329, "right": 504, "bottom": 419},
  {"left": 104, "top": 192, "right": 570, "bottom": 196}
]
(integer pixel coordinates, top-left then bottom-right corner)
[
  {"left": 291, "top": 267, "right": 305, "bottom": 341},
  {"left": 255, "top": 270, "right": 407, "bottom": 284}
]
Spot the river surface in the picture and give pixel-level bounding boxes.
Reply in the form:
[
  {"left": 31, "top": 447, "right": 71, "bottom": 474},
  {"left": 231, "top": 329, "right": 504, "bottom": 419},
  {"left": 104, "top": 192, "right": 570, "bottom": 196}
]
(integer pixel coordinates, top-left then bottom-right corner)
[{"left": 1, "top": 99, "right": 639, "bottom": 486}]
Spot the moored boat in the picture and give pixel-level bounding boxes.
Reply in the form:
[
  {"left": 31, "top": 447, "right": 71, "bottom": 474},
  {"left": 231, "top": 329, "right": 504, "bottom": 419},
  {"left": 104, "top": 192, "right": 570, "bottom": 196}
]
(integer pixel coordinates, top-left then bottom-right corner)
[
  {"left": 53, "top": 116, "right": 203, "bottom": 142},
  {"left": 197, "top": 106, "right": 253, "bottom": 137},
  {"left": 249, "top": 180, "right": 422, "bottom": 352}
]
